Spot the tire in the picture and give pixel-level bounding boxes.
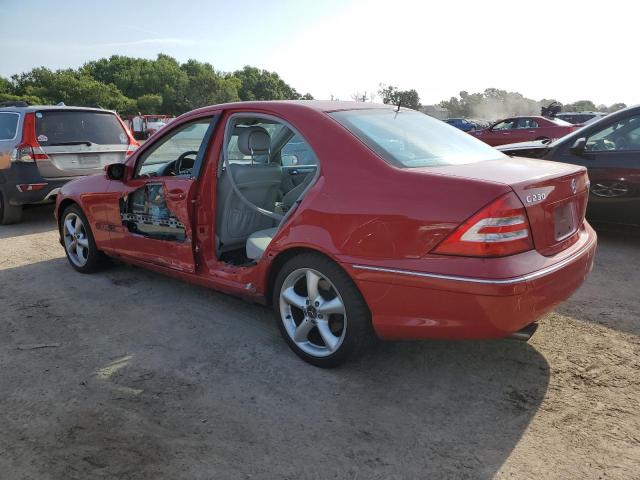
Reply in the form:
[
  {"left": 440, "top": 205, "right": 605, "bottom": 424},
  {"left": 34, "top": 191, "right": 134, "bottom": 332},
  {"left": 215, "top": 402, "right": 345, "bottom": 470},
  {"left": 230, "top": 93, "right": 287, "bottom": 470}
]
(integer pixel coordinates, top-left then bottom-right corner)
[
  {"left": 273, "top": 253, "right": 374, "bottom": 368},
  {"left": 0, "top": 190, "right": 23, "bottom": 225},
  {"left": 60, "top": 204, "right": 106, "bottom": 273}
]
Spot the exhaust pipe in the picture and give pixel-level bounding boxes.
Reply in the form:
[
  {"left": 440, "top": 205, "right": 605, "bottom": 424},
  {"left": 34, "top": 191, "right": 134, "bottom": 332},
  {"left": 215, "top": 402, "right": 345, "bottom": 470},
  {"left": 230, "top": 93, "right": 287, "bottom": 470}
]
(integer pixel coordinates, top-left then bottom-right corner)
[{"left": 510, "top": 323, "right": 538, "bottom": 342}]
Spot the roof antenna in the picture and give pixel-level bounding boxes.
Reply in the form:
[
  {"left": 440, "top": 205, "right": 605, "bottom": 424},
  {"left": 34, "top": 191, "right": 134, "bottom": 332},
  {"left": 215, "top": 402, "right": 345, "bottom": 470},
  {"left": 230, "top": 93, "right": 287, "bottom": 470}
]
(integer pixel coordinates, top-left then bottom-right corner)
[{"left": 395, "top": 99, "right": 402, "bottom": 113}]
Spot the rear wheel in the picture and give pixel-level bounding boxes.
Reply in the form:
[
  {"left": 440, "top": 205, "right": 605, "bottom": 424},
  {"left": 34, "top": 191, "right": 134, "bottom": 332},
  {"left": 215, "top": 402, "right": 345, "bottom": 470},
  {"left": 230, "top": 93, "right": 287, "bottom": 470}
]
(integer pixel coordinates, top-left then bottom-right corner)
[
  {"left": 0, "top": 190, "right": 23, "bottom": 225},
  {"left": 273, "top": 253, "right": 373, "bottom": 368},
  {"left": 61, "top": 205, "right": 106, "bottom": 273}
]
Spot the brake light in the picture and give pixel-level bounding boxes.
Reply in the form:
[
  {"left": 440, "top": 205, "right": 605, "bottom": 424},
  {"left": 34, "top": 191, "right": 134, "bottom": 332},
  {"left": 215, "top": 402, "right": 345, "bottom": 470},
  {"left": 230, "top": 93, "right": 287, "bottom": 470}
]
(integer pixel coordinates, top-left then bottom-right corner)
[
  {"left": 126, "top": 142, "right": 139, "bottom": 156},
  {"left": 432, "top": 191, "right": 534, "bottom": 257},
  {"left": 10, "top": 113, "right": 49, "bottom": 163}
]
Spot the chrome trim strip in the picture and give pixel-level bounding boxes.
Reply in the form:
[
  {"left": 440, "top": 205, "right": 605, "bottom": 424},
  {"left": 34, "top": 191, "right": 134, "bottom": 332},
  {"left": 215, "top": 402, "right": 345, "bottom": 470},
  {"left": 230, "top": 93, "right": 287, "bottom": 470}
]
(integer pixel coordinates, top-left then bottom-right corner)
[{"left": 352, "top": 239, "right": 595, "bottom": 286}]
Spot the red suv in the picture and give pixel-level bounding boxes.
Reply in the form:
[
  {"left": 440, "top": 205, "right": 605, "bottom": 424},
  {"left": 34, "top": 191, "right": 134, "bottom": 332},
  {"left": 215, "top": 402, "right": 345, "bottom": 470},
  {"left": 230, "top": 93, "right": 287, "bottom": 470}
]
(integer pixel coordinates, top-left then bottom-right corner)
[{"left": 470, "top": 116, "right": 576, "bottom": 146}]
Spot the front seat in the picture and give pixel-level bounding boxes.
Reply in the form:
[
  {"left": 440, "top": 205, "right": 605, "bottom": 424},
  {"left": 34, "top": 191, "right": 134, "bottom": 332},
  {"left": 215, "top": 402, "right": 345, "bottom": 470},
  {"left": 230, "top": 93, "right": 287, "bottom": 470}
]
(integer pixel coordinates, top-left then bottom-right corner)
[{"left": 216, "top": 126, "right": 283, "bottom": 253}]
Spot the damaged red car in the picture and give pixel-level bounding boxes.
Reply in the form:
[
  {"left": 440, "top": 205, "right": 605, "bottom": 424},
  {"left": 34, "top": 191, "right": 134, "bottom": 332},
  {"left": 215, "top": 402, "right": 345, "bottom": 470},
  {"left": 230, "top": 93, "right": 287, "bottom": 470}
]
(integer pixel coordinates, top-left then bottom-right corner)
[{"left": 55, "top": 101, "right": 597, "bottom": 367}]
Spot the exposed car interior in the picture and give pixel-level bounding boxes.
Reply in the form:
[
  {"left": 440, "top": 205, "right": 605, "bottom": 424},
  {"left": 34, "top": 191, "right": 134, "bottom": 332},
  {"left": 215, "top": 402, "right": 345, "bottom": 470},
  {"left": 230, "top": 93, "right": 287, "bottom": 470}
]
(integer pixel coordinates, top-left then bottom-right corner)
[{"left": 216, "top": 116, "right": 318, "bottom": 265}]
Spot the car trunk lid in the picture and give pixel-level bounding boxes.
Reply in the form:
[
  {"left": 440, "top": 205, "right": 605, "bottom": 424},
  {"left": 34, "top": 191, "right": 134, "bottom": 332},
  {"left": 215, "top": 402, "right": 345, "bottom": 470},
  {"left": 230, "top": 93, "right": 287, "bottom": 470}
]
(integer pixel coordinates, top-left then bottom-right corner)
[
  {"left": 34, "top": 109, "right": 130, "bottom": 178},
  {"left": 424, "top": 156, "right": 589, "bottom": 256}
]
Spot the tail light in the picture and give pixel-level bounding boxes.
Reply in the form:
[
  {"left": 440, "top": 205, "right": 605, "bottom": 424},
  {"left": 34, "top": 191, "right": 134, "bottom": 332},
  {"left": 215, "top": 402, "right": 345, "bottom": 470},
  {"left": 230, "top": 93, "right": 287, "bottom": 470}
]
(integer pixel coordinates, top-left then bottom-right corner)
[
  {"left": 432, "top": 191, "right": 534, "bottom": 257},
  {"left": 126, "top": 142, "right": 139, "bottom": 156},
  {"left": 116, "top": 115, "right": 139, "bottom": 156},
  {"left": 10, "top": 112, "right": 49, "bottom": 163}
]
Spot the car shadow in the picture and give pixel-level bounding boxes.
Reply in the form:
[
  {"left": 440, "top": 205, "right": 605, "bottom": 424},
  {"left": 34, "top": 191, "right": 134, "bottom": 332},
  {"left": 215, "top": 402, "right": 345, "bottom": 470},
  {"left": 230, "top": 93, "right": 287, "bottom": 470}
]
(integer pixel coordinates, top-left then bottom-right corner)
[
  {"left": 0, "top": 257, "right": 550, "bottom": 479},
  {"left": 0, "top": 204, "right": 57, "bottom": 239},
  {"left": 557, "top": 226, "right": 640, "bottom": 336}
]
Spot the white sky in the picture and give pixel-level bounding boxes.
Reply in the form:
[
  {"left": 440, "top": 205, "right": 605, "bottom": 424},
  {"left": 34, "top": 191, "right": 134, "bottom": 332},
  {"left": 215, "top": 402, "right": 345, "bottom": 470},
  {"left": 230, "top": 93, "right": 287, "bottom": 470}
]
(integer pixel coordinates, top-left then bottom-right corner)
[{"left": 2, "top": 0, "right": 637, "bottom": 106}]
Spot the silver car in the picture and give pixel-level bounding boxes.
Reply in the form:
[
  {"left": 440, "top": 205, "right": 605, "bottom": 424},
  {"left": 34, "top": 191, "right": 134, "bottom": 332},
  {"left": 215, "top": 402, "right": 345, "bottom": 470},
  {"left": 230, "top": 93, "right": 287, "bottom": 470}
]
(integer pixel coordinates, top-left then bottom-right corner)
[{"left": 0, "top": 104, "right": 137, "bottom": 224}]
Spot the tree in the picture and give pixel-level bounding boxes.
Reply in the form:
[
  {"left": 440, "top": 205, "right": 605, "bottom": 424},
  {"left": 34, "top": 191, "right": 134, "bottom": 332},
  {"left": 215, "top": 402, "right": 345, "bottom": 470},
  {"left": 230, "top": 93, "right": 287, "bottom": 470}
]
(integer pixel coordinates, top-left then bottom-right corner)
[
  {"left": 378, "top": 84, "right": 420, "bottom": 109},
  {"left": 12, "top": 67, "right": 135, "bottom": 113},
  {"left": 607, "top": 102, "right": 627, "bottom": 113},
  {"left": 0, "top": 77, "right": 12, "bottom": 94},
  {"left": 136, "top": 94, "right": 163, "bottom": 114},
  {"left": 232, "top": 66, "right": 301, "bottom": 101},
  {"left": 350, "top": 91, "right": 375, "bottom": 102},
  {"left": 562, "top": 100, "right": 597, "bottom": 112},
  {"left": 300, "top": 92, "right": 314, "bottom": 100},
  {"left": 179, "top": 59, "right": 240, "bottom": 110}
]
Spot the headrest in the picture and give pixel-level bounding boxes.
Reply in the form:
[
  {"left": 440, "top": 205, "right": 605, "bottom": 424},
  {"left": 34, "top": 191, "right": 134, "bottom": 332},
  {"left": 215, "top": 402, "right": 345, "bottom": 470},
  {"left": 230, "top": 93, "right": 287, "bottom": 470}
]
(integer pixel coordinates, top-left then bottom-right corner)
[{"left": 237, "top": 126, "right": 270, "bottom": 156}]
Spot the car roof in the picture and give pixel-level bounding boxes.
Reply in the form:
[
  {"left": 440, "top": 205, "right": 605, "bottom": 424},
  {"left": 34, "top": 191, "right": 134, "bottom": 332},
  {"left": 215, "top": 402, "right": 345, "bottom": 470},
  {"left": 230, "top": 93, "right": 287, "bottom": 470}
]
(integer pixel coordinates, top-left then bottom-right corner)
[
  {"left": 0, "top": 105, "right": 115, "bottom": 114},
  {"left": 188, "top": 100, "right": 396, "bottom": 117}
]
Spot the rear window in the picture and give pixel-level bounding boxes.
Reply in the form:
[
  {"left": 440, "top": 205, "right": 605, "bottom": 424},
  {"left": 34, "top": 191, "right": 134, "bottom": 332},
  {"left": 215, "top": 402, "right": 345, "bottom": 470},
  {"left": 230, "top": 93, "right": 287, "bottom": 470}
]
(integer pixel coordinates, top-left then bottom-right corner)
[
  {"left": 548, "top": 117, "right": 573, "bottom": 126},
  {"left": 330, "top": 109, "right": 505, "bottom": 168},
  {"left": 35, "top": 110, "right": 128, "bottom": 146},
  {"left": 0, "top": 112, "right": 19, "bottom": 140}
]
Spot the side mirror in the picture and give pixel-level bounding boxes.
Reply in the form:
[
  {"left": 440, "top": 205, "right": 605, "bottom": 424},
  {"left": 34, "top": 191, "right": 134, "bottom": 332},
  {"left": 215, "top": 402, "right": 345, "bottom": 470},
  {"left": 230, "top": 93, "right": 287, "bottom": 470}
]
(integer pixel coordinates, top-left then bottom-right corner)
[
  {"left": 570, "top": 137, "right": 587, "bottom": 155},
  {"left": 106, "top": 163, "right": 126, "bottom": 181}
]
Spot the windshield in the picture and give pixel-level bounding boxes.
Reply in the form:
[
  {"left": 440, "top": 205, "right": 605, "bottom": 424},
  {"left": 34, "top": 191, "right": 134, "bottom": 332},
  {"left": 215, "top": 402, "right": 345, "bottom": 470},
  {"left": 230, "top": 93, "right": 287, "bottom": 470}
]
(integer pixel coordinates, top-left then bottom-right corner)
[
  {"left": 330, "top": 109, "right": 505, "bottom": 168},
  {"left": 35, "top": 110, "right": 128, "bottom": 146},
  {"left": 0, "top": 112, "right": 19, "bottom": 140}
]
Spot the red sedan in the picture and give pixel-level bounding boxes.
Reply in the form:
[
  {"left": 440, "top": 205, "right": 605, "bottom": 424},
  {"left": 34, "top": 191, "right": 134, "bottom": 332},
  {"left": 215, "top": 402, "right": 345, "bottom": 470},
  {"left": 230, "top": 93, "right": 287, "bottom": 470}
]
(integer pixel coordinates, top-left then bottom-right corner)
[
  {"left": 469, "top": 115, "right": 577, "bottom": 146},
  {"left": 54, "top": 101, "right": 597, "bottom": 367}
]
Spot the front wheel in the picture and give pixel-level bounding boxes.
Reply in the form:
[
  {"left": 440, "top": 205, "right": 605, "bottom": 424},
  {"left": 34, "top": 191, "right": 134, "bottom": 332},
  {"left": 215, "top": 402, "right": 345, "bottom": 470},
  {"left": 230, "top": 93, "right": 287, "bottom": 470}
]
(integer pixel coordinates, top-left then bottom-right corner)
[
  {"left": 61, "top": 205, "right": 106, "bottom": 273},
  {"left": 273, "top": 253, "right": 373, "bottom": 368}
]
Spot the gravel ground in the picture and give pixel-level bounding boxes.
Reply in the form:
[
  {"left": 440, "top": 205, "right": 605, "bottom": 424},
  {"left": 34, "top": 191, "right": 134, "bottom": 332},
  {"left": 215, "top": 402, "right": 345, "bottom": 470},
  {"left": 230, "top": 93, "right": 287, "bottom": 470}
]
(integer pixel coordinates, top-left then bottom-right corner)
[{"left": 0, "top": 205, "right": 638, "bottom": 480}]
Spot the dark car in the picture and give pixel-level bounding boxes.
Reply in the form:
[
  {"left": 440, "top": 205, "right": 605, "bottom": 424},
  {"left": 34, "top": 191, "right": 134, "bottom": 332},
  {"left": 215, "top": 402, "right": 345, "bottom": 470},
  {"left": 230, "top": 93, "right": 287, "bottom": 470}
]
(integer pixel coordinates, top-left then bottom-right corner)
[
  {"left": 446, "top": 118, "right": 477, "bottom": 132},
  {"left": 555, "top": 112, "right": 607, "bottom": 126},
  {"left": 497, "top": 105, "right": 640, "bottom": 226}
]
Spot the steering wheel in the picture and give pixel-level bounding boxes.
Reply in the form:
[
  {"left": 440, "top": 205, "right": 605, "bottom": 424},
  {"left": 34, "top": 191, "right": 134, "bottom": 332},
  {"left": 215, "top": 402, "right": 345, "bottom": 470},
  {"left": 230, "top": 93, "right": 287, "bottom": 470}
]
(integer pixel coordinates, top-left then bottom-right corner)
[{"left": 173, "top": 150, "right": 199, "bottom": 176}]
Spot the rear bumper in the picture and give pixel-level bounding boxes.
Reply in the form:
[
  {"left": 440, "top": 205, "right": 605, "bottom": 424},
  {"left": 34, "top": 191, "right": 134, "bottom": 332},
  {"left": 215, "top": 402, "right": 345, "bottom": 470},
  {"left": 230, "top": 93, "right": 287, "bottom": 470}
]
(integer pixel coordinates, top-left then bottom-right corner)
[
  {"left": 345, "top": 222, "right": 597, "bottom": 340},
  {"left": 0, "top": 163, "right": 70, "bottom": 206}
]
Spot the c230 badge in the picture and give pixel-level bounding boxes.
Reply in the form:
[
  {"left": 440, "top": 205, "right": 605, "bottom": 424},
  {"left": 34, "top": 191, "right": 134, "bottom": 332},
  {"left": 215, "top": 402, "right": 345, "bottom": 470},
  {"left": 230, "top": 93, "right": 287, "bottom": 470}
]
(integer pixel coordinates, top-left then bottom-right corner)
[{"left": 524, "top": 186, "right": 555, "bottom": 204}]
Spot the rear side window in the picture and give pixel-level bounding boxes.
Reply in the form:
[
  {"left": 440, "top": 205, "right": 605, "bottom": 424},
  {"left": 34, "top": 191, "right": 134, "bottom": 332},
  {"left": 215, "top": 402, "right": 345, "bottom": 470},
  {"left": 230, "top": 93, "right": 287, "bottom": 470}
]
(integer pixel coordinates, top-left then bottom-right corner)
[
  {"left": 35, "top": 110, "right": 128, "bottom": 146},
  {"left": 331, "top": 109, "right": 505, "bottom": 168},
  {"left": 0, "top": 112, "right": 19, "bottom": 140}
]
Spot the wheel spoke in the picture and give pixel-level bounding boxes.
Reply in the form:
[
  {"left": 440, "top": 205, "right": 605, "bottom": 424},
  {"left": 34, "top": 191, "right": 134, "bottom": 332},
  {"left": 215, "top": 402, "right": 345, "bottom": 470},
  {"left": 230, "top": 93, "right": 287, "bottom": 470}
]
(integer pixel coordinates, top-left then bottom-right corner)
[
  {"left": 77, "top": 237, "right": 89, "bottom": 248},
  {"left": 293, "top": 318, "right": 314, "bottom": 342},
  {"left": 75, "top": 244, "right": 85, "bottom": 259},
  {"left": 306, "top": 270, "right": 320, "bottom": 301},
  {"left": 282, "top": 287, "right": 307, "bottom": 310},
  {"left": 316, "top": 320, "right": 339, "bottom": 352},
  {"left": 74, "top": 217, "right": 82, "bottom": 234},
  {"left": 64, "top": 218, "right": 75, "bottom": 236},
  {"left": 318, "top": 296, "right": 345, "bottom": 316}
]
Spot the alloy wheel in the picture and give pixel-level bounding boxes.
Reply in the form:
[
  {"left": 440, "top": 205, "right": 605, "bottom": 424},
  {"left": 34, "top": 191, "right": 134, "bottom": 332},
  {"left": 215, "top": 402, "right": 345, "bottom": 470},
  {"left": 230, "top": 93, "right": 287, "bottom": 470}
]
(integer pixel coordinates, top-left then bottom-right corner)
[
  {"left": 63, "top": 212, "right": 90, "bottom": 267},
  {"left": 279, "top": 268, "right": 347, "bottom": 357}
]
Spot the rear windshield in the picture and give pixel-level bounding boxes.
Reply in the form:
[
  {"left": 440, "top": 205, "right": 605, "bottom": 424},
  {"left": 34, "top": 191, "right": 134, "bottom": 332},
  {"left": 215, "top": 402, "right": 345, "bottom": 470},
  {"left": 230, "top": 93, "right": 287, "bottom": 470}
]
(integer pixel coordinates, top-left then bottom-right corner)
[
  {"left": 330, "top": 109, "right": 505, "bottom": 168},
  {"left": 0, "top": 112, "right": 19, "bottom": 140},
  {"left": 35, "top": 110, "right": 128, "bottom": 146},
  {"left": 548, "top": 117, "right": 573, "bottom": 126}
]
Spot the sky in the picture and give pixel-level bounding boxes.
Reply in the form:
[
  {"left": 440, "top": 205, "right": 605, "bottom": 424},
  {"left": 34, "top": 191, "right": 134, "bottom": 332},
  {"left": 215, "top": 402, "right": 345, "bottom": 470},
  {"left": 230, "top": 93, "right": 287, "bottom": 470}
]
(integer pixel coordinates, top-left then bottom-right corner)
[{"left": 1, "top": 0, "right": 638, "bottom": 106}]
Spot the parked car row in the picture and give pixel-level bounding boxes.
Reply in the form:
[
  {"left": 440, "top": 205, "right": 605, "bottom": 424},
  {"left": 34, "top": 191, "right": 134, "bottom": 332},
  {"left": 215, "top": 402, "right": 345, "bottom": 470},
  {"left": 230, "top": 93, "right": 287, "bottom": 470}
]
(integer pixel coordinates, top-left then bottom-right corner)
[{"left": 498, "top": 104, "right": 640, "bottom": 226}]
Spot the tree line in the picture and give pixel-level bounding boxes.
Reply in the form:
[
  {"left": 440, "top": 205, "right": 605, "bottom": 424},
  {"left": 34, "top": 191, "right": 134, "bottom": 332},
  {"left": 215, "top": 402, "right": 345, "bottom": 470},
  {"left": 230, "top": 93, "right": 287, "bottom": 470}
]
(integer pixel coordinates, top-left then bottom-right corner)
[
  {"left": 0, "top": 53, "right": 313, "bottom": 116},
  {"left": 363, "top": 86, "right": 627, "bottom": 118},
  {"left": 0, "top": 53, "right": 628, "bottom": 119}
]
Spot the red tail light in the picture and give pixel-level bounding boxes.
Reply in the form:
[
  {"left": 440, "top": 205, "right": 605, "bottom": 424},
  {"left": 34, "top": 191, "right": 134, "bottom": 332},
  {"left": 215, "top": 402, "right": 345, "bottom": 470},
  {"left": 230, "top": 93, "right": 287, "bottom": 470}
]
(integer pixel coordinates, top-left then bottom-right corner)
[
  {"left": 433, "top": 192, "right": 534, "bottom": 257},
  {"left": 10, "top": 113, "right": 49, "bottom": 163},
  {"left": 126, "top": 142, "right": 139, "bottom": 156}
]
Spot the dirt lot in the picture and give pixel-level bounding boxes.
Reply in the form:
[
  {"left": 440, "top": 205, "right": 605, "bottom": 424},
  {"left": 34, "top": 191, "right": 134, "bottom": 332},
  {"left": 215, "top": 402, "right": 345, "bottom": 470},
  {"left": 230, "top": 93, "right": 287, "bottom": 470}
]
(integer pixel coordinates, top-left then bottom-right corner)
[{"left": 1, "top": 205, "right": 639, "bottom": 480}]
